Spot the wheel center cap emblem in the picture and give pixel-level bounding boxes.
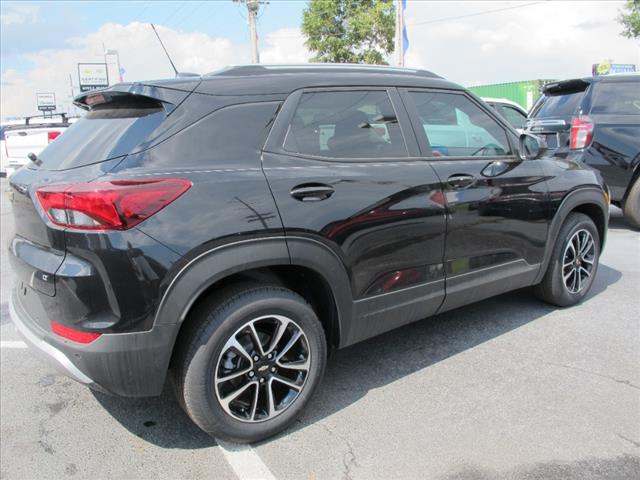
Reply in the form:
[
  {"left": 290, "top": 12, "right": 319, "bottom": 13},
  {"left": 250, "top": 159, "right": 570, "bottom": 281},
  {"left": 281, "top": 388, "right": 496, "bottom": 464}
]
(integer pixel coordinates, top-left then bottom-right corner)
[{"left": 258, "top": 365, "right": 269, "bottom": 373}]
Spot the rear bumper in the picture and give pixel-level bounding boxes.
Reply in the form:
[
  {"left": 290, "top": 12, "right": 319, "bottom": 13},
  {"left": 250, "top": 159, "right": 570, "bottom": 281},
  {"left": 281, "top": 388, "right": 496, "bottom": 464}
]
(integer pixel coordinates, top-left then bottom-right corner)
[{"left": 9, "top": 288, "right": 178, "bottom": 397}]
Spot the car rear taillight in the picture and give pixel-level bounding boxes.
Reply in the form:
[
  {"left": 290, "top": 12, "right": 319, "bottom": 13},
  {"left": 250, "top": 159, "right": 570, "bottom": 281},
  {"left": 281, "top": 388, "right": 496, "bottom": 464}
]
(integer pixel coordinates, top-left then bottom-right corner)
[
  {"left": 36, "top": 178, "right": 192, "bottom": 230},
  {"left": 51, "top": 320, "right": 101, "bottom": 343},
  {"left": 570, "top": 116, "right": 594, "bottom": 149},
  {"left": 47, "top": 131, "right": 61, "bottom": 143}
]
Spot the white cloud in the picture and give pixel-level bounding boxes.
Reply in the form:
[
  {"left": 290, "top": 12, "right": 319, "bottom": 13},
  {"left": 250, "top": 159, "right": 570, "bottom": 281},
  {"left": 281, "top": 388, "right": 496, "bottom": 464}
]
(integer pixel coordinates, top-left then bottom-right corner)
[
  {"left": 261, "top": 27, "right": 310, "bottom": 64},
  {"left": 1, "top": 4, "right": 39, "bottom": 26},
  {"left": 1, "top": 22, "right": 250, "bottom": 118},
  {"left": 402, "top": 0, "right": 640, "bottom": 86},
  {"left": 0, "top": 22, "right": 314, "bottom": 119}
]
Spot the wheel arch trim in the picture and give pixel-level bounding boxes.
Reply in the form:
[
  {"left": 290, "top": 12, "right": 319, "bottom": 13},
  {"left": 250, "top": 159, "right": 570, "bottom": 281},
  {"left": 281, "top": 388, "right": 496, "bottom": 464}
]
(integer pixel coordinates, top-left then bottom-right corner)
[
  {"left": 536, "top": 186, "right": 608, "bottom": 284},
  {"left": 154, "top": 235, "right": 353, "bottom": 347}
]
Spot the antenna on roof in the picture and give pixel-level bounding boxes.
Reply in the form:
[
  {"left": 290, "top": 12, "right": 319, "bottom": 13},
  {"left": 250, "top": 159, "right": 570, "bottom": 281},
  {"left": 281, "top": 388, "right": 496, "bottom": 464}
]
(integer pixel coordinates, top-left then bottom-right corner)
[{"left": 150, "top": 23, "right": 178, "bottom": 77}]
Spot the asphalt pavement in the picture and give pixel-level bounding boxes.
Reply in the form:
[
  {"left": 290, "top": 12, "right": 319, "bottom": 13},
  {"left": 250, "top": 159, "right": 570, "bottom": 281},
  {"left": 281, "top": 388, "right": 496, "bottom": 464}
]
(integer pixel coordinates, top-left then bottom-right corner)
[{"left": 1, "top": 177, "right": 639, "bottom": 480}]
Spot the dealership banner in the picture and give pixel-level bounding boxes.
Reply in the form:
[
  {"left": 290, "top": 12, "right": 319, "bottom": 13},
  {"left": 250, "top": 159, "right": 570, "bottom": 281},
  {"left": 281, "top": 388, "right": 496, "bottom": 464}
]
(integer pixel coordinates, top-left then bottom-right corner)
[
  {"left": 78, "top": 63, "right": 109, "bottom": 92},
  {"left": 36, "top": 92, "right": 56, "bottom": 112},
  {"left": 592, "top": 62, "right": 637, "bottom": 76}
]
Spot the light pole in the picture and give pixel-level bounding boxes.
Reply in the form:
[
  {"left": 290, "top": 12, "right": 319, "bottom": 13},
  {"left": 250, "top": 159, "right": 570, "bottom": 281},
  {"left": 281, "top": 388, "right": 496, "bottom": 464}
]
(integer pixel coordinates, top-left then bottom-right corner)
[{"left": 104, "top": 49, "right": 123, "bottom": 83}]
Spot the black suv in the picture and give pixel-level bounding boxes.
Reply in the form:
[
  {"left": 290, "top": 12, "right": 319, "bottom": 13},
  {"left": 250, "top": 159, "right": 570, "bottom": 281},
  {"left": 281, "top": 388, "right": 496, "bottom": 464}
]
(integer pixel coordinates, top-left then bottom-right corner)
[
  {"left": 526, "top": 74, "right": 639, "bottom": 227},
  {"left": 8, "top": 65, "right": 609, "bottom": 443}
]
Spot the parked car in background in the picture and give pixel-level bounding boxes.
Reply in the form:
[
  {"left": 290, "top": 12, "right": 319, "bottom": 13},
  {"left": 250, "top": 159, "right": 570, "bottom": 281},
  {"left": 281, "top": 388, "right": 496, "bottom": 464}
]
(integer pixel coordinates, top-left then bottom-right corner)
[
  {"left": 526, "top": 74, "right": 640, "bottom": 227},
  {"left": 482, "top": 97, "right": 528, "bottom": 132},
  {"left": 9, "top": 65, "right": 609, "bottom": 443},
  {"left": 1, "top": 114, "right": 73, "bottom": 177}
]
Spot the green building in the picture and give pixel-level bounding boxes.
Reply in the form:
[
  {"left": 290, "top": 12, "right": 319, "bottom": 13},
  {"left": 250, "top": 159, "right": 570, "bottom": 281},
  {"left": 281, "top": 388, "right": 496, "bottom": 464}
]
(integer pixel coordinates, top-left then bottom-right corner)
[{"left": 468, "top": 79, "right": 556, "bottom": 112}]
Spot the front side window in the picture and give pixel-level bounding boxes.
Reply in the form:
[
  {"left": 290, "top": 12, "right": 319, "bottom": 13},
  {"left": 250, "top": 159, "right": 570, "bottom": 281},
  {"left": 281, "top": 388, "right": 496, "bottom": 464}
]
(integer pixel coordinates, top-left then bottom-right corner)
[
  {"left": 284, "top": 90, "right": 407, "bottom": 159},
  {"left": 408, "top": 91, "right": 512, "bottom": 157},
  {"left": 500, "top": 105, "right": 528, "bottom": 130}
]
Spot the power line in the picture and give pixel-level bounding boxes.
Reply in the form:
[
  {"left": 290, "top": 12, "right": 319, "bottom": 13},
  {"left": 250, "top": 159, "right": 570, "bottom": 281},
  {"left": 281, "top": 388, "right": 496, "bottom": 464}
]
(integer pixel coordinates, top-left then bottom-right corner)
[
  {"left": 406, "top": 1, "right": 544, "bottom": 27},
  {"left": 268, "top": 1, "right": 544, "bottom": 39}
]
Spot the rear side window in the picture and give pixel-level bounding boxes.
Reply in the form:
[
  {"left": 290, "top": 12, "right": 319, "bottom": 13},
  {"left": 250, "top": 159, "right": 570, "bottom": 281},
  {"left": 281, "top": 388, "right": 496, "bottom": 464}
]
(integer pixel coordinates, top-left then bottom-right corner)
[
  {"left": 531, "top": 91, "right": 585, "bottom": 118},
  {"left": 284, "top": 90, "right": 407, "bottom": 159},
  {"left": 39, "top": 100, "right": 165, "bottom": 170},
  {"left": 408, "top": 91, "right": 512, "bottom": 157},
  {"left": 591, "top": 82, "right": 640, "bottom": 115}
]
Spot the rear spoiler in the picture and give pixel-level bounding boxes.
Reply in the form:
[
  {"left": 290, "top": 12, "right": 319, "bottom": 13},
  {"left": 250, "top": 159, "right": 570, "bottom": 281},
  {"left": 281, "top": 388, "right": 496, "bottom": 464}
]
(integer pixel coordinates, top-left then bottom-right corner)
[
  {"left": 543, "top": 78, "right": 591, "bottom": 95},
  {"left": 73, "top": 80, "right": 200, "bottom": 114}
]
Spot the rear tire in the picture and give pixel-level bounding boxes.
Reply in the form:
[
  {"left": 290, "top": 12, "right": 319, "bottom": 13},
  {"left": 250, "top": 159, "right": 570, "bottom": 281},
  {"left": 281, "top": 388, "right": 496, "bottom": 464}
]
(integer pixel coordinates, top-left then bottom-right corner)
[
  {"left": 172, "top": 284, "right": 327, "bottom": 443},
  {"left": 534, "top": 213, "right": 600, "bottom": 307},
  {"left": 623, "top": 179, "right": 640, "bottom": 229}
]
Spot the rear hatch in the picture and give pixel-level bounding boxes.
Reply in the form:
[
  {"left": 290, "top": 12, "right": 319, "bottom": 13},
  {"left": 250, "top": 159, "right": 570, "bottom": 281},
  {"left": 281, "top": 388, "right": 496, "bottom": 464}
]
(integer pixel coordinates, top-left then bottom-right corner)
[
  {"left": 526, "top": 79, "right": 591, "bottom": 151},
  {"left": 7, "top": 79, "right": 198, "bottom": 303}
]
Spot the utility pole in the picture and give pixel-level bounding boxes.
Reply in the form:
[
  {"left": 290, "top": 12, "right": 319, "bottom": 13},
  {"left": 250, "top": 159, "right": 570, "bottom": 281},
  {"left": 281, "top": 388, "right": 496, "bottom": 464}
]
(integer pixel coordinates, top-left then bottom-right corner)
[
  {"left": 395, "top": 0, "right": 405, "bottom": 67},
  {"left": 236, "top": 0, "right": 265, "bottom": 64}
]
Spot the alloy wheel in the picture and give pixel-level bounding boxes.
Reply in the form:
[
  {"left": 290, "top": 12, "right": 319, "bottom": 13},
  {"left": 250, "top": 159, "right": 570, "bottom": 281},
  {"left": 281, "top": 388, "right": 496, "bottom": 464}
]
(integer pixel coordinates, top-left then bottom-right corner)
[
  {"left": 562, "top": 229, "right": 596, "bottom": 294},
  {"left": 214, "top": 314, "right": 311, "bottom": 423}
]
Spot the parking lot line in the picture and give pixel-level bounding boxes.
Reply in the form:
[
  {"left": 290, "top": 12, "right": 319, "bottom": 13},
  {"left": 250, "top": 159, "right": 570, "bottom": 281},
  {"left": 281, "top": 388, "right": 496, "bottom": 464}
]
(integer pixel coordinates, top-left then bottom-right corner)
[
  {"left": 217, "top": 440, "right": 277, "bottom": 480},
  {"left": 0, "top": 341, "right": 27, "bottom": 349}
]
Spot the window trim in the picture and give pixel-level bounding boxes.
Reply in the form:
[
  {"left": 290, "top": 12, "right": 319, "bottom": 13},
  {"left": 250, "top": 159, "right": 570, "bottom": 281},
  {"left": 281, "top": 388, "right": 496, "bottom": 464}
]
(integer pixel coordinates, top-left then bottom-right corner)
[
  {"left": 264, "top": 86, "right": 420, "bottom": 163},
  {"left": 398, "top": 87, "right": 519, "bottom": 161}
]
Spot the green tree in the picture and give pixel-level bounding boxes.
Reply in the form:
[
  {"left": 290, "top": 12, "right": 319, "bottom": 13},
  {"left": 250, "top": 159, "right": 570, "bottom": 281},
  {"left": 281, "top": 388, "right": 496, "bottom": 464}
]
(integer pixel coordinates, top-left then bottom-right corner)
[
  {"left": 618, "top": 0, "right": 640, "bottom": 39},
  {"left": 301, "top": 0, "right": 396, "bottom": 64}
]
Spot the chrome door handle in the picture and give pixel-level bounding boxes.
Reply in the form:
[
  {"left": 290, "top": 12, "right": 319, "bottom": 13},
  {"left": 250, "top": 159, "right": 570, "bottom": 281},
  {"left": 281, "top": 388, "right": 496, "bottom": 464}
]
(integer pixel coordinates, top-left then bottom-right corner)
[
  {"left": 290, "top": 183, "right": 335, "bottom": 202},
  {"left": 447, "top": 174, "right": 475, "bottom": 189}
]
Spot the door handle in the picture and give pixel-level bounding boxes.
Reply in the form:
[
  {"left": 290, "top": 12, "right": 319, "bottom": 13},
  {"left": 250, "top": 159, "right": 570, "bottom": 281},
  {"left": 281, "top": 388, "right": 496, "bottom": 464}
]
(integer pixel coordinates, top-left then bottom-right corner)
[
  {"left": 290, "top": 183, "right": 335, "bottom": 202},
  {"left": 447, "top": 174, "right": 475, "bottom": 189}
]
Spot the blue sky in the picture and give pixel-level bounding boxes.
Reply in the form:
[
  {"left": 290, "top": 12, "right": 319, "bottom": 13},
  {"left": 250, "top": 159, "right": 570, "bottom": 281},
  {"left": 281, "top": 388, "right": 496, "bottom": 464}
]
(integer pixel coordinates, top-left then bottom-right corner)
[{"left": 1, "top": 0, "right": 306, "bottom": 75}]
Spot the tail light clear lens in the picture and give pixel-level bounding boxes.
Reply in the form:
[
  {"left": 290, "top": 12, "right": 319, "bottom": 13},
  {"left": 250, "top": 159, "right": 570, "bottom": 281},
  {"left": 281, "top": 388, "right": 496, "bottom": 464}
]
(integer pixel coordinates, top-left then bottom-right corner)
[
  {"left": 570, "top": 116, "right": 594, "bottom": 149},
  {"left": 37, "top": 178, "right": 192, "bottom": 230},
  {"left": 47, "top": 131, "right": 61, "bottom": 143},
  {"left": 51, "top": 320, "right": 101, "bottom": 343}
]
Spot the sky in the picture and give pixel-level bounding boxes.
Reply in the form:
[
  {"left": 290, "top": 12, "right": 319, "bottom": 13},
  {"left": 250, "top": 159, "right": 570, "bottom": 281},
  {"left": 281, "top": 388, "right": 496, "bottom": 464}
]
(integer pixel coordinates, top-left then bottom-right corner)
[{"left": 1, "top": 0, "right": 639, "bottom": 118}]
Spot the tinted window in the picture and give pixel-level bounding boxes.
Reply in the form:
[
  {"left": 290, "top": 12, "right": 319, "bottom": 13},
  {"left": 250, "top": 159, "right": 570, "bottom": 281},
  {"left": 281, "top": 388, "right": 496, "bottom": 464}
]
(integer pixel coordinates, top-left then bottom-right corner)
[
  {"left": 284, "top": 91, "right": 407, "bottom": 158},
  {"left": 408, "top": 91, "right": 512, "bottom": 157},
  {"left": 531, "top": 91, "right": 585, "bottom": 118},
  {"left": 591, "top": 82, "right": 640, "bottom": 115},
  {"left": 39, "top": 104, "right": 165, "bottom": 170},
  {"left": 499, "top": 105, "right": 527, "bottom": 129},
  {"left": 139, "top": 102, "right": 279, "bottom": 168}
]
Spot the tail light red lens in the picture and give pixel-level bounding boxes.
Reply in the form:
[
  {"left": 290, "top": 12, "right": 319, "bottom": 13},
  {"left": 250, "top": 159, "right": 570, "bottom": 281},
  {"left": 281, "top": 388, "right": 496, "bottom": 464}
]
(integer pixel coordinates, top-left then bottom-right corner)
[
  {"left": 37, "top": 178, "right": 192, "bottom": 230},
  {"left": 47, "top": 131, "right": 61, "bottom": 143},
  {"left": 51, "top": 320, "right": 101, "bottom": 344},
  {"left": 570, "top": 116, "right": 594, "bottom": 149}
]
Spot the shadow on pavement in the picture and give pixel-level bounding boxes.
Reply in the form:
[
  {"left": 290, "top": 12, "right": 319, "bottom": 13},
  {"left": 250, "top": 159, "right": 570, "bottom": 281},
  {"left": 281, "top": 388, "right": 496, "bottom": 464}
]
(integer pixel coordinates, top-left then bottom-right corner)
[{"left": 93, "top": 264, "right": 622, "bottom": 448}]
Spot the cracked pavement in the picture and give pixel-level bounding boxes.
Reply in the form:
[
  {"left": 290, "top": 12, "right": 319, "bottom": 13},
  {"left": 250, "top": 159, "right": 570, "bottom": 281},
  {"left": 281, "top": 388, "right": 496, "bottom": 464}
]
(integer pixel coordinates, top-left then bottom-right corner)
[{"left": 1, "top": 177, "right": 639, "bottom": 480}]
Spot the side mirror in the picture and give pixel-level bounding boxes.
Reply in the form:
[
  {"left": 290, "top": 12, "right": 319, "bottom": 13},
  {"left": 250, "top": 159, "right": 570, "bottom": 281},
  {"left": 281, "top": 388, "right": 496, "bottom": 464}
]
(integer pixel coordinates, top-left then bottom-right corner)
[{"left": 518, "top": 133, "right": 548, "bottom": 160}]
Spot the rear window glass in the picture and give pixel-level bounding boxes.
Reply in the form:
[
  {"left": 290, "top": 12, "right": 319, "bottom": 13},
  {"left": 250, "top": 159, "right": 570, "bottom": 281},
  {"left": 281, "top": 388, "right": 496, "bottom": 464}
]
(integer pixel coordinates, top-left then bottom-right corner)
[
  {"left": 591, "top": 82, "right": 640, "bottom": 115},
  {"left": 38, "top": 105, "right": 165, "bottom": 170},
  {"left": 531, "top": 91, "right": 585, "bottom": 118}
]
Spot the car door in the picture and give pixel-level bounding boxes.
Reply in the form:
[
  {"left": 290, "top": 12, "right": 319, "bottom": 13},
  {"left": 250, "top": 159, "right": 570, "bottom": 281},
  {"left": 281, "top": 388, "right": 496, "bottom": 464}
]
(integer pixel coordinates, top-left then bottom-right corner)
[
  {"left": 400, "top": 88, "right": 550, "bottom": 312},
  {"left": 262, "top": 87, "right": 447, "bottom": 345}
]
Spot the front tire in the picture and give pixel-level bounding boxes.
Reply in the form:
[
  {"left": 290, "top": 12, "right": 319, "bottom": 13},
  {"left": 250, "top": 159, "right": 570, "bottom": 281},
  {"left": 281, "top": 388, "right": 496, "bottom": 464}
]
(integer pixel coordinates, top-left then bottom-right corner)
[
  {"left": 534, "top": 213, "right": 600, "bottom": 307},
  {"left": 623, "top": 179, "right": 640, "bottom": 229},
  {"left": 173, "top": 284, "right": 327, "bottom": 443}
]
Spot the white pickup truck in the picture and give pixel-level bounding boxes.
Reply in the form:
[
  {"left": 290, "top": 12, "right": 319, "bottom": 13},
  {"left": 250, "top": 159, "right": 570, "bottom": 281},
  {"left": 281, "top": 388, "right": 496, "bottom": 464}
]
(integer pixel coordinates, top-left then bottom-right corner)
[{"left": 1, "top": 114, "right": 75, "bottom": 177}]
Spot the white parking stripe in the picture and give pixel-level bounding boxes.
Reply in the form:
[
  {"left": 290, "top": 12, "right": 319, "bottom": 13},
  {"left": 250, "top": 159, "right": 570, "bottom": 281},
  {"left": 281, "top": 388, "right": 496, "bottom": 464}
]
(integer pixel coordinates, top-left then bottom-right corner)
[
  {"left": 1, "top": 341, "right": 27, "bottom": 349},
  {"left": 217, "top": 440, "right": 276, "bottom": 480}
]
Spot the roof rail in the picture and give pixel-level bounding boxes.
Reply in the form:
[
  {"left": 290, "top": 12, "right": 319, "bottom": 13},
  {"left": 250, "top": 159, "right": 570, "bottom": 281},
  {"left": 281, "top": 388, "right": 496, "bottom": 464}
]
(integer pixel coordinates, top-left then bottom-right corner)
[{"left": 206, "top": 63, "right": 440, "bottom": 78}]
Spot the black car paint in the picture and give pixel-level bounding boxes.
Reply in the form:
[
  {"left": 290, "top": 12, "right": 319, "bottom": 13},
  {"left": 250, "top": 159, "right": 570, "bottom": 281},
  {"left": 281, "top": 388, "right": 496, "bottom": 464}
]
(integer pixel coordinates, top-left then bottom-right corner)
[
  {"left": 527, "top": 75, "right": 640, "bottom": 203},
  {"left": 8, "top": 66, "right": 608, "bottom": 397}
]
